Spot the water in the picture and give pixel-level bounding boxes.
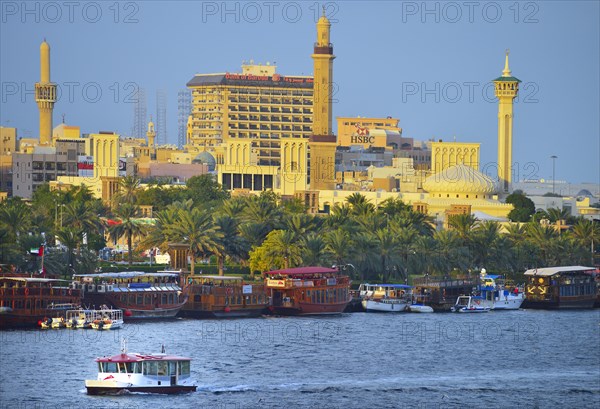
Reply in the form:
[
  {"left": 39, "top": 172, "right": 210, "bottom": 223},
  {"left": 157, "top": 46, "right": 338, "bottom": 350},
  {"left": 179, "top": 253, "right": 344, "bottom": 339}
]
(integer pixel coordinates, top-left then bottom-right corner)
[{"left": 1, "top": 310, "right": 599, "bottom": 409}]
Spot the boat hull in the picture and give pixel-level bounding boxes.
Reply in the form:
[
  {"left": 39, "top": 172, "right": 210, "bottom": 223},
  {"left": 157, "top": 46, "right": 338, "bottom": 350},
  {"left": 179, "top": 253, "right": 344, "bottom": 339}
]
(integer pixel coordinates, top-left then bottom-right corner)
[
  {"left": 270, "top": 300, "right": 349, "bottom": 316},
  {"left": 86, "top": 383, "right": 196, "bottom": 395},
  {"left": 407, "top": 304, "right": 434, "bottom": 313},
  {"left": 491, "top": 297, "right": 524, "bottom": 310},
  {"left": 179, "top": 308, "right": 266, "bottom": 319},
  {"left": 362, "top": 299, "right": 408, "bottom": 312},
  {"left": 123, "top": 306, "right": 183, "bottom": 320},
  {"left": 521, "top": 296, "right": 595, "bottom": 310}
]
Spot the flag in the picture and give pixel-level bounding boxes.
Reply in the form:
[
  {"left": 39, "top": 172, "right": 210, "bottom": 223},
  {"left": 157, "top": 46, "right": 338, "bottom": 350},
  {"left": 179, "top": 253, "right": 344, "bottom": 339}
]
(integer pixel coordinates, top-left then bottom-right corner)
[{"left": 38, "top": 245, "right": 44, "bottom": 257}]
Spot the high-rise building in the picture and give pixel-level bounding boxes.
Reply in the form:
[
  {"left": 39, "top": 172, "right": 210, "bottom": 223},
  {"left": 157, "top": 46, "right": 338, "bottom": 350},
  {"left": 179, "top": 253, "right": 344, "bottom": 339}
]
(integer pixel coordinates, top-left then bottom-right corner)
[
  {"left": 494, "top": 51, "right": 520, "bottom": 194},
  {"left": 177, "top": 89, "right": 191, "bottom": 149},
  {"left": 35, "top": 40, "right": 57, "bottom": 145},
  {"left": 186, "top": 62, "right": 314, "bottom": 166},
  {"left": 156, "top": 90, "right": 168, "bottom": 145},
  {"left": 132, "top": 87, "right": 147, "bottom": 139},
  {"left": 308, "top": 9, "right": 337, "bottom": 191}
]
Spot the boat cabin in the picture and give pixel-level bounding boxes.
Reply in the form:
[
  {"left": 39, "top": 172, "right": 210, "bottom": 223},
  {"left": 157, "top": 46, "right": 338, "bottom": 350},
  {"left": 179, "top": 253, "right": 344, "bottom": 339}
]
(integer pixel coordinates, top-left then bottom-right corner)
[{"left": 96, "top": 353, "right": 192, "bottom": 385}]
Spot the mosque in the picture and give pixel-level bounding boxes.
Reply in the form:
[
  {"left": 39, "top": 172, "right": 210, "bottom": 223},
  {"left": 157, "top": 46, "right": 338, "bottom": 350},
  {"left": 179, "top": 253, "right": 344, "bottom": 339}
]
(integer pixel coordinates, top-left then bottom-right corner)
[{"left": 5, "top": 11, "right": 542, "bottom": 226}]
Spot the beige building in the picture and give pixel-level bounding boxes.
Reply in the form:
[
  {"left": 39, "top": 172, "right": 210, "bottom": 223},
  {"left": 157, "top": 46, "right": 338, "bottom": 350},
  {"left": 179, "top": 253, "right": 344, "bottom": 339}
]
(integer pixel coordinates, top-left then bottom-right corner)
[
  {"left": 0, "top": 127, "right": 17, "bottom": 196},
  {"left": 430, "top": 140, "right": 480, "bottom": 174},
  {"left": 336, "top": 116, "right": 403, "bottom": 149}
]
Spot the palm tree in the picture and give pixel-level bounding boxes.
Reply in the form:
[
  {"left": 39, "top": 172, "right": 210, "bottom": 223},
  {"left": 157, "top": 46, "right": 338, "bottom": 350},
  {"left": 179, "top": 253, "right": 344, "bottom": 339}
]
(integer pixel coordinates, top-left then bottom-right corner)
[
  {"left": 262, "top": 230, "right": 302, "bottom": 269},
  {"left": 448, "top": 213, "right": 477, "bottom": 245},
  {"left": 108, "top": 203, "right": 147, "bottom": 266},
  {"left": 114, "top": 176, "right": 142, "bottom": 205},
  {"left": 526, "top": 222, "right": 559, "bottom": 266},
  {"left": 324, "top": 229, "right": 351, "bottom": 267},
  {"left": 377, "top": 197, "right": 409, "bottom": 217},
  {"left": 0, "top": 198, "right": 31, "bottom": 240},
  {"left": 169, "top": 208, "right": 223, "bottom": 274},
  {"left": 346, "top": 193, "right": 375, "bottom": 216},
  {"left": 571, "top": 219, "right": 599, "bottom": 265},
  {"left": 301, "top": 232, "right": 329, "bottom": 266},
  {"left": 56, "top": 227, "right": 80, "bottom": 277},
  {"left": 214, "top": 215, "right": 249, "bottom": 275}
]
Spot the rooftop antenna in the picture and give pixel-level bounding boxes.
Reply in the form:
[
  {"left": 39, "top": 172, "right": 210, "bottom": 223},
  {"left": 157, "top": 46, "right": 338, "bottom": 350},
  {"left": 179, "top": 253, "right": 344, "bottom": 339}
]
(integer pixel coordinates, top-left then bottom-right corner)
[
  {"left": 161, "top": 344, "right": 166, "bottom": 354},
  {"left": 62, "top": 113, "right": 65, "bottom": 124},
  {"left": 121, "top": 338, "right": 128, "bottom": 354}
]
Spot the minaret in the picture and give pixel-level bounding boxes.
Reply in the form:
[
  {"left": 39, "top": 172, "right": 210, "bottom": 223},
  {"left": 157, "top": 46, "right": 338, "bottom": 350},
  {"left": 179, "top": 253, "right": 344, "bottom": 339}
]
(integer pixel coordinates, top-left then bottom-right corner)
[
  {"left": 146, "top": 116, "right": 156, "bottom": 147},
  {"left": 493, "top": 50, "right": 520, "bottom": 194},
  {"left": 35, "top": 39, "right": 57, "bottom": 145},
  {"left": 312, "top": 8, "right": 335, "bottom": 135},
  {"left": 309, "top": 8, "right": 337, "bottom": 191}
]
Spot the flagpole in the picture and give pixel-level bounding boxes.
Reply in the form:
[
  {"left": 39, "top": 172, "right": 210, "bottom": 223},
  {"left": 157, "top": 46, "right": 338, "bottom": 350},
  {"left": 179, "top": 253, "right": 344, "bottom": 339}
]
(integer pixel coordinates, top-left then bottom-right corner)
[{"left": 40, "top": 232, "right": 46, "bottom": 277}]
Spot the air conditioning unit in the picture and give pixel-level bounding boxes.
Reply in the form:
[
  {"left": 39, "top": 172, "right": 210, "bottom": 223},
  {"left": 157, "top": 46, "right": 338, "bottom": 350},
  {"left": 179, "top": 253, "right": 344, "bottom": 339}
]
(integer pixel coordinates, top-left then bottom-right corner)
[
  {"left": 87, "top": 284, "right": 96, "bottom": 292},
  {"left": 97, "top": 285, "right": 106, "bottom": 293},
  {"left": 106, "top": 285, "right": 114, "bottom": 292},
  {"left": 70, "top": 282, "right": 78, "bottom": 290}
]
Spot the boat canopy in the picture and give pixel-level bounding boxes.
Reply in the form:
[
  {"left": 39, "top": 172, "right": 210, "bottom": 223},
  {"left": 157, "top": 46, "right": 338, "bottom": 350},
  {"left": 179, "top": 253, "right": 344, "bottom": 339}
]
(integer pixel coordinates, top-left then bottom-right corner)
[
  {"left": 0, "top": 277, "right": 68, "bottom": 283},
  {"left": 188, "top": 275, "right": 242, "bottom": 281},
  {"left": 265, "top": 267, "right": 338, "bottom": 275},
  {"left": 74, "top": 272, "right": 180, "bottom": 279},
  {"left": 95, "top": 353, "right": 191, "bottom": 363},
  {"left": 363, "top": 283, "right": 412, "bottom": 289},
  {"left": 524, "top": 266, "right": 596, "bottom": 277}
]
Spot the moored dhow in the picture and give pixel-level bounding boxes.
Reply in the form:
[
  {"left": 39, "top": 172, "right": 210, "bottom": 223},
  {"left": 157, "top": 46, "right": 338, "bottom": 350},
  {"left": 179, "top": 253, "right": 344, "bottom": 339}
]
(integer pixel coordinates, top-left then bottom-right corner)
[
  {"left": 523, "top": 266, "right": 596, "bottom": 309},
  {"left": 85, "top": 343, "right": 197, "bottom": 395},
  {"left": 72, "top": 271, "right": 186, "bottom": 320},
  {"left": 179, "top": 274, "right": 268, "bottom": 318},
  {"left": 0, "top": 276, "right": 82, "bottom": 329},
  {"left": 264, "top": 267, "right": 351, "bottom": 316}
]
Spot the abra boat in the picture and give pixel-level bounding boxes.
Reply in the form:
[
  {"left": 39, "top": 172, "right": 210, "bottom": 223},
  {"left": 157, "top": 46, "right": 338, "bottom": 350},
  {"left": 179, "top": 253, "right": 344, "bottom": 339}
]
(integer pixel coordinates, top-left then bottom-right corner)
[
  {"left": 90, "top": 308, "right": 124, "bottom": 330},
  {"left": 65, "top": 309, "right": 95, "bottom": 329},
  {"left": 85, "top": 343, "right": 197, "bottom": 395},
  {"left": 264, "top": 267, "right": 351, "bottom": 316},
  {"left": 450, "top": 296, "right": 491, "bottom": 313},
  {"left": 522, "top": 266, "right": 596, "bottom": 309},
  {"left": 179, "top": 274, "right": 268, "bottom": 318},
  {"left": 478, "top": 270, "right": 524, "bottom": 310},
  {"left": 73, "top": 271, "right": 186, "bottom": 320},
  {"left": 0, "top": 276, "right": 82, "bottom": 329},
  {"left": 360, "top": 283, "right": 411, "bottom": 312}
]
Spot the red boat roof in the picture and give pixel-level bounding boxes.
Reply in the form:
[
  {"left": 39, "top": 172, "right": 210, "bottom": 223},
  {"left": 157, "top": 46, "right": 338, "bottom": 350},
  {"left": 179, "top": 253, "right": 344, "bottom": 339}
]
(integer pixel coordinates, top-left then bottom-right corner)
[
  {"left": 95, "top": 353, "right": 191, "bottom": 363},
  {"left": 265, "top": 267, "right": 338, "bottom": 275}
]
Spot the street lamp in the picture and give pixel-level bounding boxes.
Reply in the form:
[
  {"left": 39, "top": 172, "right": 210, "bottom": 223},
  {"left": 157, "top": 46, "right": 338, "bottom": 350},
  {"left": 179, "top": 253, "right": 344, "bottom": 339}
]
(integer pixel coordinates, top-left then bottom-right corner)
[{"left": 551, "top": 155, "right": 558, "bottom": 195}]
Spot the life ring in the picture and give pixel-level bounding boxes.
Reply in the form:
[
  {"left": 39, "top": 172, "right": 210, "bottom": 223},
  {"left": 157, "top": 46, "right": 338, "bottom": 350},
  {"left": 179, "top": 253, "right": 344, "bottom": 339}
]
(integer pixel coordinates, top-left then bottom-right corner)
[
  {"left": 0, "top": 288, "right": 4, "bottom": 296},
  {"left": 68, "top": 289, "right": 72, "bottom": 296},
  {"left": 24, "top": 288, "right": 29, "bottom": 297}
]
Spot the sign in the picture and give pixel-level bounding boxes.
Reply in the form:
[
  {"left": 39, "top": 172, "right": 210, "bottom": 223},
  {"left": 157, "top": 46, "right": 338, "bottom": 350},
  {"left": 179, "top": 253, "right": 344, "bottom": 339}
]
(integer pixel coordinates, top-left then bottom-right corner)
[
  {"left": 267, "top": 279, "right": 287, "bottom": 288},
  {"left": 242, "top": 285, "right": 253, "bottom": 294},
  {"left": 77, "top": 155, "right": 94, "bottom": 177},
  {"left": 118, "top": 158, "right": 127, "bottom": 176},
  {"left": 224, "top": 72, "right": 313, "bottom": 84},
  {"left": 326, "top": 278, "right": 337, "bottom": 286}
]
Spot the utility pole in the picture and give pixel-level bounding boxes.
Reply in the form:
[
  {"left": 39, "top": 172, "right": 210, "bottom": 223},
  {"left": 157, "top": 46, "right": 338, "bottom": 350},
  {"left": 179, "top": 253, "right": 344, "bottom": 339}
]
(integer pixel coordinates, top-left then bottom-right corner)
[{"left": 551, "top": 155, "right": 558, "bottom": 194}]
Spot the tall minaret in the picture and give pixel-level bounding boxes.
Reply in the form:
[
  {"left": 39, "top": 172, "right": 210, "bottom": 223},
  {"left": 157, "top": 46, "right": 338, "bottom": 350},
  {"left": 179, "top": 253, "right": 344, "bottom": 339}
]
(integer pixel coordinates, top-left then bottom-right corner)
[
  {"left": 312, "top": 8, "right": 335, "bottom": 135},
  {"left": 309, "top": 8, "right": 337, "bottom": 191},
  {"left": 494, "top": 50, "right": 520, "bottom": 194},
  {"left": 146, "top": 116, "right": 156, "bottom": 147},
  {"left": 35, "top": 39, "right": 57, "bottom": 145}
]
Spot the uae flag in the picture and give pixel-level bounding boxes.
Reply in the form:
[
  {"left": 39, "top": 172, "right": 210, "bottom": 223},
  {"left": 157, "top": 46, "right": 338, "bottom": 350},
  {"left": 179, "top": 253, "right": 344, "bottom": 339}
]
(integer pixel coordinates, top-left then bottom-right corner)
[{"left": 30, "top": 245, "right": 44, "bottom": 256}]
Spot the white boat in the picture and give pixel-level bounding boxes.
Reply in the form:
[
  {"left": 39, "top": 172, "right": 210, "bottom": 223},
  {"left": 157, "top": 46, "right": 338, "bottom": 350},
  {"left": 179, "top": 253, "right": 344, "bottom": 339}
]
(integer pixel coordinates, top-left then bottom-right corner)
[
  {"left": 40, "top": 316, "right": 66, "bottom": 329},
  {"left": 90, "top": 309, "right": 124, "bottom": 330},
  {"left": 360, "top": 284, "right": 411, "bottom": 312},
  {"left": 478, "top": 270, "right": 524, "bottom": 310},
  {"left": 65, "top": 309, "right": 96, "bottom": 329},
  {"left": 450, "top": 296, "right": 491, "bottom": 313},
  {"left": 40, "top": 303, "right": 79, "bottom": 329},
  {"left": 407, "top": 303, "right": 434, "bottom": 313},
  {"left": 85, "top": 342, "right": 197, "bottom": 395}
]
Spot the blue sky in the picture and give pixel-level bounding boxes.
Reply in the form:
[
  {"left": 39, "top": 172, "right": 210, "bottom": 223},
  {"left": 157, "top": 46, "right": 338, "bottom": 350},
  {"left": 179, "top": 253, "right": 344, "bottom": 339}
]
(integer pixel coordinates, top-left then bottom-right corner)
[{"left": 1, "top": 1, "right": 598, "bottom": 184}]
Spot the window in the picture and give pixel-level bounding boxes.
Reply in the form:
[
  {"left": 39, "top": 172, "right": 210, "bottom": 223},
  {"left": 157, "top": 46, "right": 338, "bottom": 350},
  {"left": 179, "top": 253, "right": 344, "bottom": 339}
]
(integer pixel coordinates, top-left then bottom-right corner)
[
  {"left": 103, "top": 362, "right": 118, "bottom": 373},
  {"left": 143, "top": 361, "right": 157, "bottom": 376},
  {"left": 179, "top": 361, "right": 190, "bottom": 376}
]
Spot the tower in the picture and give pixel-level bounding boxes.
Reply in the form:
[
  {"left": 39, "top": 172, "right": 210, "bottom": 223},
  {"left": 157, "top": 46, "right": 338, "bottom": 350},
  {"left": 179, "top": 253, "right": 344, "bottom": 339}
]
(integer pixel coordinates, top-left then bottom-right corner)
[
  {"left": 177, "top": 89, "right": 191, "bottom": 149},
  {"left": 35, "top": 40, "right": 57, "bottom": 145},
  {"left": 309, "top": 8, "right": 337, "bottom": 191},
  {"left": 494, "top": 51, "right": 520, "bottom": 193},
  {"left": 132, "top": 87, "right": 147, "bottom": 139},
  {"left": 156, "top": 90, "right": 168, "bottom": 145},
  {"left": 146, "top": 116, "right": 156, "bottom": 147}
]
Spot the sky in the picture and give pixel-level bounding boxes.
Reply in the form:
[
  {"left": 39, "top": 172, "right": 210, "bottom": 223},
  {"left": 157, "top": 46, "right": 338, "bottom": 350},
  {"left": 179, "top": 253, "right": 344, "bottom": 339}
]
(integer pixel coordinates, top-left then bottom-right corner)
[{"left": 1, "top": 1, "right": 599, "bottom": 185}]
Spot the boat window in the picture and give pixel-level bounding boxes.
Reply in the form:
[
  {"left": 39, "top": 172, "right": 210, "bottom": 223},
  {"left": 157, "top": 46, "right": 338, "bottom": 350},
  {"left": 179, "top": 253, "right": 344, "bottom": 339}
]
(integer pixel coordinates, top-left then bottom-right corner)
[
  {"left": 104, "top": 362, "right": 118, "bottom": 373},
  {"left": 132, "top": 362, "right": 142, "bottom": 373},
  {"left": 143, "top": 361, "right": 157, "bottom": 376},
  {"left": 157, "top": 361, "right": 167, "bottom": 376},
  {"left": 169, "top": 361, "right": 177, "bottom": 376},
  {"left": 124, "top": 362, "right": 135, "bottom": 373},
  {"left": 179, "top": 361, "right": 190, "bottom": 376},
  {"left": 98, "top": 362, "right": 103, "bottom": 372}
]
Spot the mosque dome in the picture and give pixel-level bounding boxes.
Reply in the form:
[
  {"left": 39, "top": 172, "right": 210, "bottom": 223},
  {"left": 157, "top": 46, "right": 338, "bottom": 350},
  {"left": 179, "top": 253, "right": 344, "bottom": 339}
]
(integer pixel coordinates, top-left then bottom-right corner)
[
  {"left": 576, "top": 189, "right": 593, "bottom": 197},
  {"left": 193, "top": 151, "right": 216, "bottom": 171},
  {"left": 423, "top": 164, "right": 497, "bottom": 195}
]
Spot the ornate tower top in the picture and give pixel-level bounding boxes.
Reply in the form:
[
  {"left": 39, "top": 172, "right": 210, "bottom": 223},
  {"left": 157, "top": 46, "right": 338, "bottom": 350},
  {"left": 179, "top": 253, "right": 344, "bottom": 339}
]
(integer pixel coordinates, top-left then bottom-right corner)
[
  {"left": 502, "top": 49, "right": 511, "bottom": 77},
  {"left": 40, "top": 39, "right": 50, "bottom": 83},
  {"left": 316, "top": 7, "right": 331, "bottom": 47}
]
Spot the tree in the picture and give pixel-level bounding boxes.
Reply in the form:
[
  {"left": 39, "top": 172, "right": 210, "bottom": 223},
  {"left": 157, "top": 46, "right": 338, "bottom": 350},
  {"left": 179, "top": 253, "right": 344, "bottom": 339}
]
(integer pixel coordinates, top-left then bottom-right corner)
[
  {"left": 250, "top": 230, "right": 302, "bottom": 271},
  {"left": 169, "top": 207, "right": 223, "bottom": 274},
  {"left": 113, "top": 176, "right": 142, "bottom": 205},
  {"left": 108, "top": 203, "right": 147, "bottom": 266},
  {"left": 185, "top": 175, "right": 229, "bottom": 206},
  {"left": 506, "top": 192, "right": 535, "bottom": 222}
]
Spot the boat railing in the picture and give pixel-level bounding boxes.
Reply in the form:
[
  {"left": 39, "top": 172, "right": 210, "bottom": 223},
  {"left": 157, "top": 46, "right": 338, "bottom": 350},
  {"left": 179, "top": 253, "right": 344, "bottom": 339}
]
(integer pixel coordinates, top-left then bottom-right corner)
[
  {"left": 1, "top": 287, "right": 80, "bottom": 297},
  {"left": 413, "top": 278, "right": 476, "bottom": 288}
]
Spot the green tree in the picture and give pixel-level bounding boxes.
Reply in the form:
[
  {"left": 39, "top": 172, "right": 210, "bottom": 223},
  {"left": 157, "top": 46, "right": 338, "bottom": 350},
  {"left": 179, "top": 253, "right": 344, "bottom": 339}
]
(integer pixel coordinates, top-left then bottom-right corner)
[
  {"left": 108, "top": 203, "right": 148, "bottom": 266},
  {"left": 505, "top": 192, "right": 535, "bottom": 222}
]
